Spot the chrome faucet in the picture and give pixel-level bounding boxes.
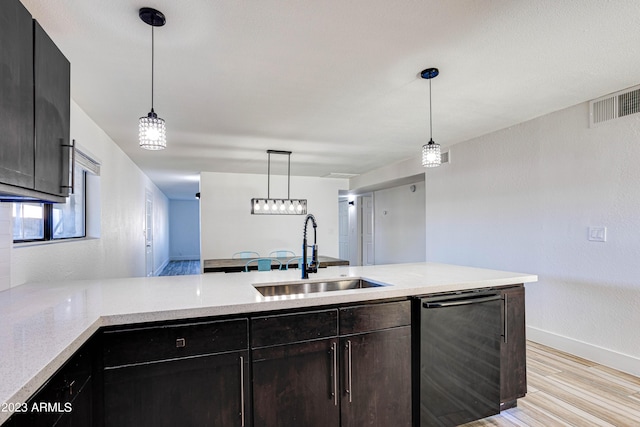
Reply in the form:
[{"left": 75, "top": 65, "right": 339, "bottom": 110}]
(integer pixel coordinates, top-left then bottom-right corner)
[{"left": 302, "top": 214, "right": 318, "bottom": 279}]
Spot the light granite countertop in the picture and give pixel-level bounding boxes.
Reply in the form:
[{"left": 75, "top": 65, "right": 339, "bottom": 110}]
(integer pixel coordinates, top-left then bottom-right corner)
[{"left": 0, "top": 262, "right": 537, "bottom": 422}]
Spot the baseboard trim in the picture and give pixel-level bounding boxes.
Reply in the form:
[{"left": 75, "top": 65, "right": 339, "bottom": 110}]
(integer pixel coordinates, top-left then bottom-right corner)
[
  {"left": 154, "top": 259, "right": 170, "bottom": 276},
  {"left": 169, "top": 256, "right": 200, "bottom": 261},
  {"left": 527, "top": 326, "right": 640, "bottom": 377}
]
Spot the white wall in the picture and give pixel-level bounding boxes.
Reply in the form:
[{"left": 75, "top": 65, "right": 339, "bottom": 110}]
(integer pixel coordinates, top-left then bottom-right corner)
[
  {"left": 425, "top": 101, "right": 640, "bottom": 376},
  {"left": 169, "top": 200, "right": 201, "bottom": 261},
  {"left": 200, "top": 172, "right": 347, "bottom": 259},
  {"left": 4, "top": 101, "right": 169, "bottom": 287},
  {"left": 0, "top": 204, "right": 11, "bottom": 292},
  {"left": 374, "top": 182, "right": 426, "bottom": 264}
]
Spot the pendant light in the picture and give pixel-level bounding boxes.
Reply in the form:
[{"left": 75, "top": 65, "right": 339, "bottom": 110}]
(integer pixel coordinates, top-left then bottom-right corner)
[
  {"left": 138, "top": 7, "right": 167, "bottom": 150},
  {"left": 421, "top": 67, "right": 441, "bottom": 167},
  {"left": 251, "top": 150, "right": 308, "bottom": 215}
]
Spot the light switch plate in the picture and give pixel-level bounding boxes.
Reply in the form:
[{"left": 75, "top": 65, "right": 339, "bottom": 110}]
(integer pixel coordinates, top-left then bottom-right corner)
[{"left": 588, "top": 226, "right": 607, "bottom": 242}]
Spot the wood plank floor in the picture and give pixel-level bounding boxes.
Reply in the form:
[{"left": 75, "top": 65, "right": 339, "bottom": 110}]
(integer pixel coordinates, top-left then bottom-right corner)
[
  {"left": 159, "top": 260, "right": 201, "bottom": 276},
  {"left": 464, "top": 341, "right": 640, "bottom": 427}
]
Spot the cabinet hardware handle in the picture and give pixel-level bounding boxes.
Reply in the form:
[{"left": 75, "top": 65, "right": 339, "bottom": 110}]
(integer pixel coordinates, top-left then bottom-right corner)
[
  {"left": 346, "top": 340, "right": 352, "bottom": 403},
  {"left": 60, "top": 139, "right": 75, "bottom": 194},
  {"left": 503, "top": 294, "right": 508, "bottom": 344},
  {"left": 67, "top": 379, "right": 76, "bottom": 396},
  {"left": 176, "top": 338, "right": 186, "bottom": 348},
  {"left": 331, "top": 342, "right": 338, "bottom": 406},
  {"left": 240, "top": 356, "right": 245, "bottom": 427}
]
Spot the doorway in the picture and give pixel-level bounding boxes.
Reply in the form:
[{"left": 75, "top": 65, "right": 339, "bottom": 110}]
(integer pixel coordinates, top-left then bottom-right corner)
[
  {"left": 145, "top": 190, "right": 154, "bottom": 277},
  {"left": 361, "top": 194, "right": 374, "bottom": 266}
]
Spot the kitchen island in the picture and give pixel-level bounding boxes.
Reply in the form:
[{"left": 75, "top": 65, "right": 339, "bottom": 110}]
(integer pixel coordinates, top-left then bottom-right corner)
[{"left": 0, "top": 262, "right": 537, "bottom": 425}]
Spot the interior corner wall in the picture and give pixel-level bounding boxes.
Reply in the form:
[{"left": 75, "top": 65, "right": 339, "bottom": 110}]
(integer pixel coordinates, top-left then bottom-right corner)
[
  {"left": 200, "top": 172, "right": 347, "bottom": 260},
  {"left": 169, "top": 200, "right": 201, "bottom": 261},
  {"left": 9, "top": 101, "right": 170, "bottom": 286},
  {"left": 374, "top": 182, "right": 426, "bottom": 264},
  {"left": 425, "top": 101, "right": 640, "bottom": 375}
]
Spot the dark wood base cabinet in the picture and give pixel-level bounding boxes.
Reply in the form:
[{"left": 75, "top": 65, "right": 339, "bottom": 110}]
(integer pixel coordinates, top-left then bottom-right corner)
[
  {"left": 3, "top": 290, "right": 527, "bottom": 427},
  {"left": 500, "top": 285, "right": 527, "bottom": 409},
  {"left": 253, "top": 338, "right": 340, "bottom": 427},
  {"left": 340, "top": 326, "right": 412, "bottom": 427},
  {"left": 104, "top": 351, "right": 248, "bottom": 427},
  {"left": 251, "top": 301, "right": 412, "bottom": 427},
  {"left": 4, "top": 337, "right": 95, "bottom": 427},
  {"left": 101, "top": 318, "right": 250, "bottom": 427}
]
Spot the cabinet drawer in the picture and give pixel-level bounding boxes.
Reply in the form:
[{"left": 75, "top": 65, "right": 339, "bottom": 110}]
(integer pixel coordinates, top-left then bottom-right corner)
[
  {"left": 251, "top": 309, "right": 338, "bottom": 348},
  {"left": 103, "top": 318, "right": 248, "bottom": 367},
  {"left": 339, "top": 300, "right": 411, "bottom": 335}
]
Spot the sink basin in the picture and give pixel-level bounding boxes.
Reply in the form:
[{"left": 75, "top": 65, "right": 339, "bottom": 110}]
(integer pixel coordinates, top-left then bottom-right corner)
[{"left": 254, "top": 278, "right": 387, "bottom": 297}]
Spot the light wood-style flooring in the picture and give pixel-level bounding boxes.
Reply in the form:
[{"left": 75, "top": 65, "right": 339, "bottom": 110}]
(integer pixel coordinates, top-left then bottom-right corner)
[{"left": 464, "top": 341, "right": 640, "bottom": 427}]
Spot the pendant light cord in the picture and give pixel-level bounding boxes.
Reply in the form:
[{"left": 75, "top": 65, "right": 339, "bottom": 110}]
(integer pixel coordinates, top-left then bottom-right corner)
[
  {"left": 151, "top": 26, "right": 155, "bottom": 111},
  {"left": 429, "top": 78, "right": 433, "bottom": 141}
]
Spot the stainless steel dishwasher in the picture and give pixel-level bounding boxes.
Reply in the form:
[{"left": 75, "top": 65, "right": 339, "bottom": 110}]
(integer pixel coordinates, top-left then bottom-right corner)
[{"left": 415, "top": 290, "right": 502, "bottom": 427}]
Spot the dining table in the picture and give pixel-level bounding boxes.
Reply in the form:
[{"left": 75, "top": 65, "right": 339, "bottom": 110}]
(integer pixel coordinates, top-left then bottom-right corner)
[{"left": 203, "top": 255, "right": 349, "bottom": 273}]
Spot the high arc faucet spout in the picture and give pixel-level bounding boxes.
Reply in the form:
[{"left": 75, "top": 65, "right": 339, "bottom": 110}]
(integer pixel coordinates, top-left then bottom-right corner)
[{"left": 302, "top": 214, "right": 318, "bottom": 279}]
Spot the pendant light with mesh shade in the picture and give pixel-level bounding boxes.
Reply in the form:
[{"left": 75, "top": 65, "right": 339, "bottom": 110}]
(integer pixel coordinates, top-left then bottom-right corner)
[
  {"left": 421, "top": 68, "right": 441, "bottom": 167},
  {"left": 138, "top": 8, "right": 167, "bottom": 150}
]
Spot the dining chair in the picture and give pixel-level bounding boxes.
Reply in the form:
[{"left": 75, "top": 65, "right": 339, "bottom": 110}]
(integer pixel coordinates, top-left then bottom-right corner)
[
  {"left": 285, "top": 257, "right": 310, "bottom": 270},
  {"left": 268, "top": 250, "right": 296, "bottom": 258},
  {"left": 232, "top": 251, "right": 260, "bottom": 259},
  {"left": 245, "top": 258, "right": 283, "bottom": 272}
]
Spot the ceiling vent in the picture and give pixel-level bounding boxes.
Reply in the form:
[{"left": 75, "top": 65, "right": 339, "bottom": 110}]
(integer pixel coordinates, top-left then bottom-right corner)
[{"left": 590, "top": 85, "right": 640, "bottom": 127}]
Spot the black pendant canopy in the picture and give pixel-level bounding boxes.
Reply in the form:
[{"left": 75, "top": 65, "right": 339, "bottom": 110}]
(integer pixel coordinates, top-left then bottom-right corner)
[{"left": 139, "top": 7, "right": 166, "bottom": 27}]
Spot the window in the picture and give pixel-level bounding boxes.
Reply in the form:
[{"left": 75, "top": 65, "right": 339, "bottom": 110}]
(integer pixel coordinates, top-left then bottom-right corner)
[{"left": 13, "top": 148, "right": 99, "bottom": 243}]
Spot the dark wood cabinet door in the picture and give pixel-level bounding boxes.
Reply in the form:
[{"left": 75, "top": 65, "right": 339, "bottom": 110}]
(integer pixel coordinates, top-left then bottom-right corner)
[
  {"left": 500, "top": 285, "right": 527, "bottom": 408},
  {"left": 33, "top": 21, "right": 70, "bottom": 197},
  {"left": 0, "top": 0, "right": 34, "bottom": 189},
  {"left": 5, "top": 340, "right": 94, "bottom": 427},
  {"left": 252, "top": 338, "right": 340, "bottom": 427},
  {"left": 340, "top": 326, "right": 412, "bottom": 427},
  {"left": 104, "top": 351, "right": 249, "bottom": 427},
  {"left": 52, "top": 377, "right": 93, "bottom": 427}
]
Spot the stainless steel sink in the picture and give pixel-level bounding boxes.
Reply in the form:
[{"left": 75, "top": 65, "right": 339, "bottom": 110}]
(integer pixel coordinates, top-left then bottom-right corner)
[{"left": 254, "top": 278, "right": 387, "bottom": 297}]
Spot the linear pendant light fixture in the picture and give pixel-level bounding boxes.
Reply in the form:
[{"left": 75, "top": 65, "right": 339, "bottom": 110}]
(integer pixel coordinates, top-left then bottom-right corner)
[
  {"left": 421, "top": 67, "right": 441, "bottom": 167},
  {"left": 138, "top": 7, "right": 167, "bottom": 150},
  {"left": 251, "top": 150, "right": 307, "bottom": 215}
]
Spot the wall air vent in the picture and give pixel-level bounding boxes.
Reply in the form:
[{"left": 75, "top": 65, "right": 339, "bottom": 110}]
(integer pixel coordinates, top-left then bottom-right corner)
[
  {"left": 590, "top": 85, "right": 640, "bottom": 127},
  {"left": 441, "top": 151, "right": 450, "bottom": 164}
]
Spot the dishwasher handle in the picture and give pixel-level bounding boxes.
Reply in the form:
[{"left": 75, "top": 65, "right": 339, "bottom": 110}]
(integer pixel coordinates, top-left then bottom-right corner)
[{"left": 423, "top": 293, "right": 501, "bottom": 308}]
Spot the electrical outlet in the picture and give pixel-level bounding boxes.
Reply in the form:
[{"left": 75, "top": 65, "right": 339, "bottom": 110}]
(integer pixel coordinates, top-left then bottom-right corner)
[{"left": 588, "top": 226, "right": 607, "bottom": 242}]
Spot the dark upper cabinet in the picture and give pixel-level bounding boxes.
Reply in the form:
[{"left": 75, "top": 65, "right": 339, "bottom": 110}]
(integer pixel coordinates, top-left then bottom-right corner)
[
  {"left": 33, "top": 20, "right": 71, "bottom": 197},
  {"left": 500, "top": 285, "right": 527, "bottom": 408},
  {"left": 0, "top": 0, "right": 34, "bottom": 189},
  {"left": 0, "top": 0, "right": 70, "bottom": 203}
]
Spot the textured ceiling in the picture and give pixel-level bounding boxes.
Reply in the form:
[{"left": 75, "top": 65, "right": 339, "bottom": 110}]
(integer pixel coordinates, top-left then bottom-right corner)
[{"left": 20, "top": 0, "right": 640, "bottom": 199}]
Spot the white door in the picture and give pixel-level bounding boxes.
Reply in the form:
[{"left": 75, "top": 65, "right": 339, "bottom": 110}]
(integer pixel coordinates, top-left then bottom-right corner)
[
  {"left": 145, "top": 190, "right": 154, "bottom": 277},
  {"left": 338, "top": 200, "right": 349, "bottom": 261},
  {"left": 361, "top": 195, "right": 374, "bottom": 266}
]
